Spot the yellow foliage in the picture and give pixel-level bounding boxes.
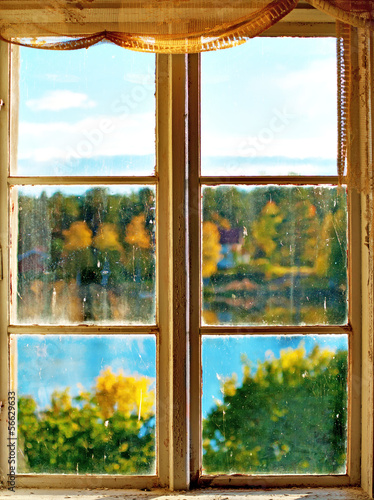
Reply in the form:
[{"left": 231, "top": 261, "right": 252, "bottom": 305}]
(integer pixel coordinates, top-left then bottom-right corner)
[
  {"left": 280, "top": 345, "right": 306, "bottom": 372},
  {"left": 308, "top": 204, "right": 317, "bottom": 217},
  {"left": 252, "top": 201, "right": 283, "bottom": 258},
  {"left": 222, "top": 376, "right": 237, "bottom": 397},
  {"left": 314, "top": 213, "right": 333, "bottom": 276},
  {"left": 93, "top": 223, "right": 123, "bottom": 252},
  {"left": 50, "top": 388, "right": 72, "bottom": 414},
  {"left": 202, "top": 221, "right": 222, "bottom": 279},
  {"left": 219, "top": 218, "right": 231, "bottom": 230},
  {"left": 264, "top": 200, "right": 280, "bottom": 216},
  {"left": 125, "top": 214, "right": 151, "bottom": 249},
  {"left": 254, "top": 342, "right": 335, "bottom": 387},
  {"left": 63, "top": 221, "right": 92, "bottom": 252},
  {"left": 202, "top": 310, "right": 219, "bottom": 325},
  {"left": 95, "top": 367, "right": 155, "bottom": 420}
]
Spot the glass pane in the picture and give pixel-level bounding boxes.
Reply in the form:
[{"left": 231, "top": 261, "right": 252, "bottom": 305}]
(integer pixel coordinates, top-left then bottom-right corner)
[
  {"left": 13, "top": 45, "right": 155, "bottom": 176},
  {"left": 14, "top": 334, "right": 156, "bottom": 474},
  {"left": 13, "top": 185, "right": 156, "bottom": 325},
  {"left": 202, "top": 335, "right": 348, "bottom": 474},
  {"left": 202, "top": 185, "right": 347, "bottom": 326},
  {"left": 201, "top": 38, "right": 337, "bottom": 176}
]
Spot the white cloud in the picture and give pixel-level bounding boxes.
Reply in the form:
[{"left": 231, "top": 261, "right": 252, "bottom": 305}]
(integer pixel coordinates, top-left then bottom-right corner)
[
  {"left": 26, "top": 90, "right": 96, "bottom": 111},
  {"left": 277, "top": 58, "right": 337, "bottom": 91},
  {"left": 45, "top": 74, "right": 80, "bottom": 84},
  {"left": 202, "top": 131, "right": 337, "bottom": 160},
  {"left": 123, "top": 73, "right": 154, "bottom": 85},
  {"left": 18, "top": 111, "right": 155, "bottom": 162},
  {"left": 275, "top": 58, "right": 337, "bottom": 120}
]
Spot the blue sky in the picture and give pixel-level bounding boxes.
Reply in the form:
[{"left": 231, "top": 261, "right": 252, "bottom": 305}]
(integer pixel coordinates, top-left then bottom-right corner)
[
  {"left": 17, "top": 43, "right": 156, "bottom": 175},
  {"left": 201, "top": 37, "right": 337, "bottom": 175},
  {"left": 16, "top": 335, "right": 156, "bottom": 412},
  {"left": 16, "top": 334, "right": 348, "bottom": 418},
  {"left": 16, "top": 37, "right": 337, "bottom": 176}
]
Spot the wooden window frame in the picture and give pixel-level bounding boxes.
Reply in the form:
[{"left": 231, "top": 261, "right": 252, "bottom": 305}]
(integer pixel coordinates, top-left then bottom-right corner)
[
  {"left": 187, "top": 32, "right": 361, "bottom": 488},
  {"left": 0, "top": 14, "right": 373, "bottom": 495}
]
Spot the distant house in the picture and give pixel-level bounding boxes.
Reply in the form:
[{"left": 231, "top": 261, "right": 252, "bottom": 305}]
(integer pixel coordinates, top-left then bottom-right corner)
[
  {"left": 217, "top": 228, "right": 243, "bottom": 270},
  {"left": 18, "top": 248, "right": 48, "bottom": 274}
]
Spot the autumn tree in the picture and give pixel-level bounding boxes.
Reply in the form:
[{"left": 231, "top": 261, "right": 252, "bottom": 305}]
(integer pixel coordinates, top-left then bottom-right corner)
[
  {"left": 202, "top": 221, "right": 222, "bottom": 279},
  {"left": 252, "top": 201, "right": 283, "bottom": 261},
  {"left": 125, "top": 214, "right": 151, "bottom": 249},
  {"left": 61, "top": 220, "right": 95, "bottom": 285},
  {"left": 18, "top": 368, "right": 155, "bottom": 474},
  {"left": 124, "top": 213, "right": 154, "bottom": 281}
]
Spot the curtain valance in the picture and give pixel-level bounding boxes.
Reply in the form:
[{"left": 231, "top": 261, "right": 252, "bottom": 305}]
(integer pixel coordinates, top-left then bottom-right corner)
[{"left": 0, "top": 0, "right": 372, "bottom": 53}]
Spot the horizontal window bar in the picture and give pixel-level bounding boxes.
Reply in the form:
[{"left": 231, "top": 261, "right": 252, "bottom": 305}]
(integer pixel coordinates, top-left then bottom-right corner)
[
  {"left": 8, "top": 325, "right": 158, "bottom": 335},
  {"left": 14, "top": 475, "right": 159, "bottom": 489},
  {"left": 199, "top": 474, "right": 351, "bottom": 488},
  {"left": 8, "top": 176, "right": 158, "bottom": 185},
  {"left": 200, "top": 325, "right": 351, "bottom": 335},
  {"left": 200, "top": 176, "right": 342, "bottom": 186}
]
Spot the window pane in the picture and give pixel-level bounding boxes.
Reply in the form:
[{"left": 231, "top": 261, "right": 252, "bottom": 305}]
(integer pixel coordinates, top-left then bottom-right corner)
[
  {"left": 13, "top": 185, "right": 156, "bottom": 325},
  {"left": 201, "top": 38, "right": 337, "bottom": 176},
  {"left": 14, "top": 334, "right": 156, "bottom": 475},
  {"left": 13, "top": 45, "right": 155, "bottom": 176},
  {"left": 202, "top": 185, "right": 347, "bottom": 326},
  {"left": 202, "top": 335, "right": 348, "bottom": 474}
]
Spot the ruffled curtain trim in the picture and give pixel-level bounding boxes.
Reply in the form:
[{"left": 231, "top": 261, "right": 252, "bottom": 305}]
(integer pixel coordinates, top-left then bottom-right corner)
[
  {"left": 0, "top": 0, "right": 298, "bottom": 53},
  {"left": 306, "top": 0, "right": 374, "bottom": 30}
]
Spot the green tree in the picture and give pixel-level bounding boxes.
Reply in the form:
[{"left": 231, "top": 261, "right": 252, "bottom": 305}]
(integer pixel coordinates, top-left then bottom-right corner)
[
  {"left": 203, "top": 343, "right": 347, "bottom": 474},
  {"left": 18, "top": 369, "right": 155, "bottom": 474}
]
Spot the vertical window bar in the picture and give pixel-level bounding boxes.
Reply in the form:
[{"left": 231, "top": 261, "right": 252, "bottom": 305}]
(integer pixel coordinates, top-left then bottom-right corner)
[
  {"left": 188, "top": 53, "right": 201, "bottom": 486},
  {"left": 157, "top": 53, "right": 189, "bottom": 490},
  {"left": 0, "top": 40, "right": 10, "bottom": 487}
]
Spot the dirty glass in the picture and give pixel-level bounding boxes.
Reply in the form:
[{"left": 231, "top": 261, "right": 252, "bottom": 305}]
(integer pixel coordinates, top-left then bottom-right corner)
[
  {"left": 13, "top": 185, "right": 156, "bottom": 325},
  {"left": 14, "top": 334, "right": 156, "bottom": 475},
  {"left": 202, "top": 185, "right": 347, "bottom": 326},
  {"left": 13, "top": 44, "right": 155, "bottom": 176},
  {"left": 202, "top": 334, "right": 348, "bottom": 474},
  {"left": 201, "top": 38, "right": 337, "bottom": 176}
]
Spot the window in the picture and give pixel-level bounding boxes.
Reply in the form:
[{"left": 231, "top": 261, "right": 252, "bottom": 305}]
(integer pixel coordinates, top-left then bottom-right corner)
[
  {"left": 190, "top": 34, "right": 360, "bottom": 487},
  {"left": 0, "top": 12, "right": 370, "bottom": 493},
  {"left": 198, "top": 37, "right": 351, "bottom": 479},
  {"left": 7, "top": 44, "right": 161, "bottom": 487}
]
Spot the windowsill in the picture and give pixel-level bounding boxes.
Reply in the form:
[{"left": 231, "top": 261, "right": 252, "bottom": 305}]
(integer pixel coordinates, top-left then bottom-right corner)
[{"left": 0, "top": 487, "right": 370, "bottom": 500}]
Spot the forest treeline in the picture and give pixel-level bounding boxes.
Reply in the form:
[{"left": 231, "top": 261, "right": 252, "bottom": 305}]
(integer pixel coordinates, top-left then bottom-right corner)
[{"left": 17, "top": 185, "right": 347, "bottom": 324}]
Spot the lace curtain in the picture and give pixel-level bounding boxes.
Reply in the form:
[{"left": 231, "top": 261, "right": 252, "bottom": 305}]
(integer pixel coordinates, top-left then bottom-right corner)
[{"left": 0, "top": 0, "right": 372, "bottom": 52}]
